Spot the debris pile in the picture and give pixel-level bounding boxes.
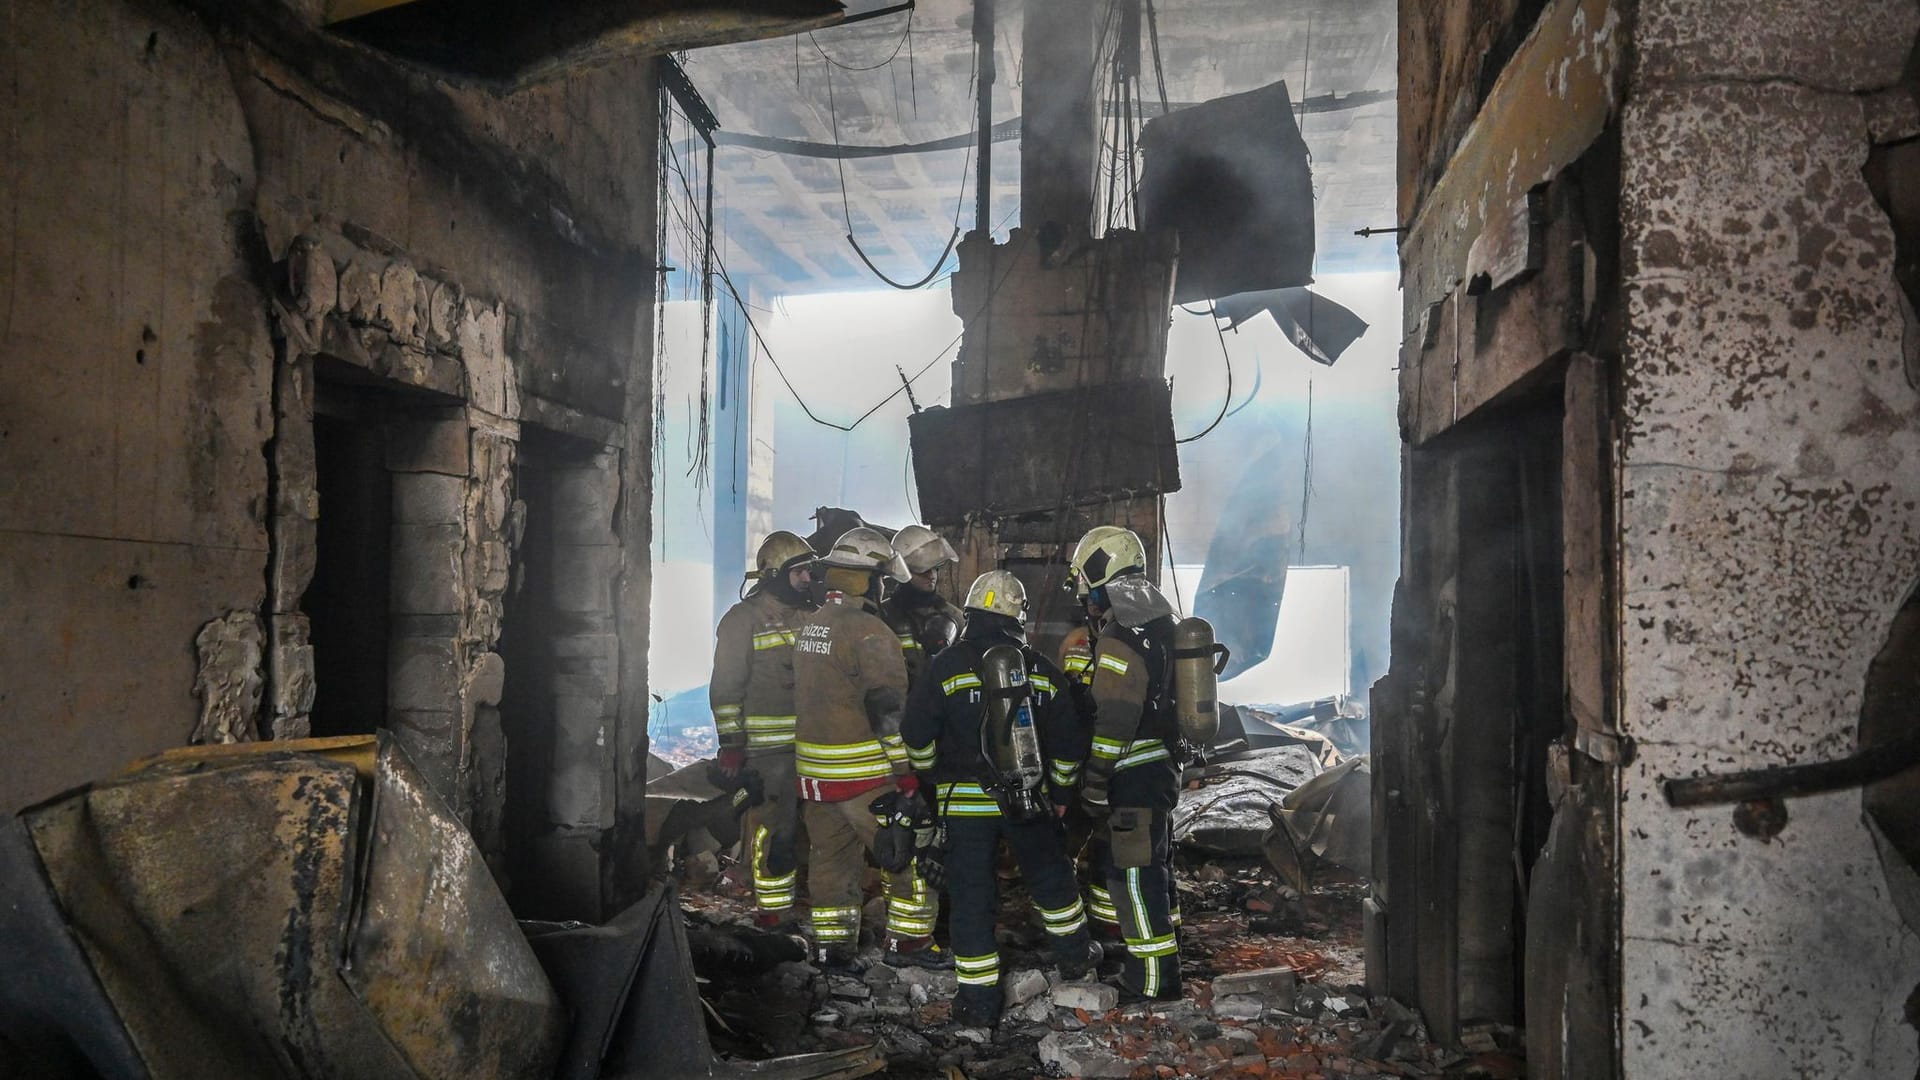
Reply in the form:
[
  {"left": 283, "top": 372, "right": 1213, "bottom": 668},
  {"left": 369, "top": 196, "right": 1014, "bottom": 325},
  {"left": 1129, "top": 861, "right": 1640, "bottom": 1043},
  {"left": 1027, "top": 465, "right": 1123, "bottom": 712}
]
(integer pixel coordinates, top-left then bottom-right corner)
[{"left": 680, "top": 851, "right": 1522, "bottom": 1080}]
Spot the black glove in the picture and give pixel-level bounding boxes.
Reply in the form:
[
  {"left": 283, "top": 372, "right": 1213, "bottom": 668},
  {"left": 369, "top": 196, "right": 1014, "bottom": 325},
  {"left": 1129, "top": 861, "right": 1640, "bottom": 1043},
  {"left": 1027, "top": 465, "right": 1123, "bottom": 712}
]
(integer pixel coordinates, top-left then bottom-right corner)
[{"left": 917, "top": 844, "right": 948, "bottom": 891}]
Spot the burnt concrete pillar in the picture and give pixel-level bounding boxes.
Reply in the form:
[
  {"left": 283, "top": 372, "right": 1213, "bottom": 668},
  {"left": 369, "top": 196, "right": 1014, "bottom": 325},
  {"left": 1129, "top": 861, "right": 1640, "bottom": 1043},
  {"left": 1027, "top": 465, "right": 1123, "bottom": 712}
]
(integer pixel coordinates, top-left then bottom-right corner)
[{"left": 1020, "top": 0, "right": 1100, "bottom": 235}]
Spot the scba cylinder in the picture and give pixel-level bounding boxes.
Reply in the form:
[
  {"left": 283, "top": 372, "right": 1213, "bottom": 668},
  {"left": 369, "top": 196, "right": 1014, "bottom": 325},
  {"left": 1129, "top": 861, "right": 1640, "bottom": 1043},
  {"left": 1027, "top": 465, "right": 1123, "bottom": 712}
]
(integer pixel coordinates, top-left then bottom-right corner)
[
  {"left": 1172, "top": 616, "right": 1230, "bottom": 746},
  {"left": 980, "top": 645, "right": 1041, "bottom": 786}
]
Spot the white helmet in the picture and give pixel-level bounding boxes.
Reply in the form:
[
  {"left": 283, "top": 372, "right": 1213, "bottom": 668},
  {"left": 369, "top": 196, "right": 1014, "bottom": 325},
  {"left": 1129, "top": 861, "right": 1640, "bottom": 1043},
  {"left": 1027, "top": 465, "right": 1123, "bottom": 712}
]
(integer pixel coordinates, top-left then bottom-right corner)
[
  {"left": 893, "top": 524, "right": 958, "bottom": 576},
  {"left": 818, "top": 527, "right": 910, "bottom": 583},
  {"left": 964, "top": 570, "right": 1028, "bottom": 621},
  {"left": 1066, "top": 526, "right": 1148, "bottom": 599}
]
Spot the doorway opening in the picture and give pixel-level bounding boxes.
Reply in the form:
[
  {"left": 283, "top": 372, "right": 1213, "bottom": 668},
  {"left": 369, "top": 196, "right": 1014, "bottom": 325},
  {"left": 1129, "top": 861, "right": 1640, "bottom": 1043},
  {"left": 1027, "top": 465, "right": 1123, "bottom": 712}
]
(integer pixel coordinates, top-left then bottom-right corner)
[{"left": 307, "top": 376, "right": 394, "bottom": 738}]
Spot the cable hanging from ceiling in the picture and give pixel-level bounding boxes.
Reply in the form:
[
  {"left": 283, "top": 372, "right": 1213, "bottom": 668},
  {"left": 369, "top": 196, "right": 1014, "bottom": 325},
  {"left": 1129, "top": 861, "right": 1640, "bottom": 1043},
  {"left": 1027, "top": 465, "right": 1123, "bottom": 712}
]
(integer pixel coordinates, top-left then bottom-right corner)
[{"left": 817, "top": 30, "right": 979, "bottom": 290}]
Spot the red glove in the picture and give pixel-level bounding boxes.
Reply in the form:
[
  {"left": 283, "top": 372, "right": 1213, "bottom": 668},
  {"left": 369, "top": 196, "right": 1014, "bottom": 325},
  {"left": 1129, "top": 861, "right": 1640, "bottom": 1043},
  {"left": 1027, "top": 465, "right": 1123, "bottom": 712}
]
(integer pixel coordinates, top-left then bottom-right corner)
[
  {"left": 716, "top": 748, "right": 746, "bottom": 777},
  {"left": 894, "top": 773, "right": 920, "bottom": 798}
]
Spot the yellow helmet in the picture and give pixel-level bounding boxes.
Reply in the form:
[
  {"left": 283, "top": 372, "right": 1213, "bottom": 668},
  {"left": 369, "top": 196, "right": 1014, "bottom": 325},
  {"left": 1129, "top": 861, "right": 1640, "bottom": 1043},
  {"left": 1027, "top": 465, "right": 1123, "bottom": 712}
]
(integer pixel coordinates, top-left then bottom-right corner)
[
  {"left": 964, "top": 570, "right": 1028, "bottom": 621},
  {"left": 1066, "top": 526, "right": 1147, "bottom": 598},
  {"left": 753, "top": 530, "right": 816, "bottom": 580}
]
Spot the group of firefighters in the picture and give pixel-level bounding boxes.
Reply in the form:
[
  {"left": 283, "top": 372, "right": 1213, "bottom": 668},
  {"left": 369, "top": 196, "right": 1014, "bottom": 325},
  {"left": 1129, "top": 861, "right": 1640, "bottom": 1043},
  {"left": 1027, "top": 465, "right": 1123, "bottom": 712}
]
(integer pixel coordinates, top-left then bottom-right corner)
[{"left": 709, "top": 522, "right": 1205, "bottom": 1028}]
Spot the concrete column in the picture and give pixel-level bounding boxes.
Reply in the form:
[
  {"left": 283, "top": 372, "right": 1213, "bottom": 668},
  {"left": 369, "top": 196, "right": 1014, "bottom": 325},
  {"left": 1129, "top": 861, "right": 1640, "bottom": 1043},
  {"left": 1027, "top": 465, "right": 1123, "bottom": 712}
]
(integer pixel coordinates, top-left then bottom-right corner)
[{"left": 1020, "top": 0, "right": 1100, "bottom": 235}]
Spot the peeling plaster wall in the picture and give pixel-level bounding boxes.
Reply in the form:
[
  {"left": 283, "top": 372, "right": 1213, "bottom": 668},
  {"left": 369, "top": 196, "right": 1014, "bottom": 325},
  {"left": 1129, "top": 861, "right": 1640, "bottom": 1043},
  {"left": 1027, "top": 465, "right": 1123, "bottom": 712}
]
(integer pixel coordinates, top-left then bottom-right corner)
[
  {"left": 1618, "top": 2, "right": 1920, "bottom": 1073},
  {"left": 0, "top": 0, "right": 275, "bottom": 812},
  {"left": 0, "top": 0, "right": 659, "bottom": 882}
]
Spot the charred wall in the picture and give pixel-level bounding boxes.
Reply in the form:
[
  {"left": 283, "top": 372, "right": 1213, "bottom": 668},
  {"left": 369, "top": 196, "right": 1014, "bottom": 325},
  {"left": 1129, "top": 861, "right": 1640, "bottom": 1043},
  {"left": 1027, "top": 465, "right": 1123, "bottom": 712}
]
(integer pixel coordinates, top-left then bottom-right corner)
[
  {"left": 1390, "top": 0, "right": 1920, "bottom": 1073},
  {"left": 0, "top": 0, "right": 658, "bottom": 914},
  {"left": 1616, "top": 3, "right": 1920, "bottom": 1072}
]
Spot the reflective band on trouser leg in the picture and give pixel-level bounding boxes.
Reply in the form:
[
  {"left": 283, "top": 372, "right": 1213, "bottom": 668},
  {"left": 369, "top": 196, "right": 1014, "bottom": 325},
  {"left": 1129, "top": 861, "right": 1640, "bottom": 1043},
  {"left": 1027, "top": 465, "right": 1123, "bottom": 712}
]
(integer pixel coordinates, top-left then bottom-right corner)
[
  {"left": 1123, "top": 867, "right": 1178, "bottom": 997},
  {"left": 883, "top": 870, "right": 937, "bottom": 940},
  {"left": 954, "top": 951, "right": 1000, "bottom": 988},
  {"left": 1087, "top": 883, "right": 1120, "bottom": 927},
  {"left": 811, "top": 904, "right": 860, "bottom": 944},
  {"left": 751, "top": 825, "right": 796, "bottom": 913},
  {"left": 1037, "top": 896, "right": 1088, "bottom": 937}
]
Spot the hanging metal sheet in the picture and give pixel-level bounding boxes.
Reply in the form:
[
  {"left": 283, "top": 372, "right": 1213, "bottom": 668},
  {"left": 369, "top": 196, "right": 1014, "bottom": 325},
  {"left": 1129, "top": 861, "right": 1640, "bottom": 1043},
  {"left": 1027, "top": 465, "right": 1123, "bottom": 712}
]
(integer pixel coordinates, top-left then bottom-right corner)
[{"left": 1139, "top": 81, "right": 1316, "bottom": 304}]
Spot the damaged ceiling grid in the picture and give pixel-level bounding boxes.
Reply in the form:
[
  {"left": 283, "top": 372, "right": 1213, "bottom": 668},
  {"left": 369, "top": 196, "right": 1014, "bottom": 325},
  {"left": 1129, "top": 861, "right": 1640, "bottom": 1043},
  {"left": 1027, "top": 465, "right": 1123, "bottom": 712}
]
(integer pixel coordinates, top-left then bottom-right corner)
[{"left": 687, "top": 0, "right": 1398, "bottom": 293}]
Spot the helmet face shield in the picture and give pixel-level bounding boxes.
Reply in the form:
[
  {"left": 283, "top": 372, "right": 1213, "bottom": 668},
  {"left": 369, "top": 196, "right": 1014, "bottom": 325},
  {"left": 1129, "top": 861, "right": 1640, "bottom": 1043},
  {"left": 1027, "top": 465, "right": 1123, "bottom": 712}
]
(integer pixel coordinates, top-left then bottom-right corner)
[
  {"left": 1067, "top": 526, "right": 1146, "bottom": 598},
  {"left": 894, "top": 524, "right": 958, "bottom": 576},
  {"left": 821, "top": 527, "right": 910, "bottom": 587}
]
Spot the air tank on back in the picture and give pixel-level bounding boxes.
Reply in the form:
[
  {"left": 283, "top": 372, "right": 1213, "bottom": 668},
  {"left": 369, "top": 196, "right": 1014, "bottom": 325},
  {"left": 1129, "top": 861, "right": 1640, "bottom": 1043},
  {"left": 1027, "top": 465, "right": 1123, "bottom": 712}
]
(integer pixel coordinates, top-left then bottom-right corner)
[
  {"left": 1172, "top": 616, "right": 1230, "bottom": 747},
  {"left": 981, "top": 644, "right": 1046, "bottom": 818}
]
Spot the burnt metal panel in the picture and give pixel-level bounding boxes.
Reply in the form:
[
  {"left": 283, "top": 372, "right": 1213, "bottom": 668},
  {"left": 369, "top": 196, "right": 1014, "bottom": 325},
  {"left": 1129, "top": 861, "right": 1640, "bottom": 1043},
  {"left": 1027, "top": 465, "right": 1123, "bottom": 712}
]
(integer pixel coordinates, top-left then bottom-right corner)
[
  {"left": 7, "top": 736, "right": 563, "bottom": 1080},
  {"left": 20, "top": 746, "right": 403, "bottom": 1078},
  {"left": 343, "top": 737, "right": 566, "bottom": 1079},
  {"left": 1139, "top": 80, "right": 1315, "bottom": 304},
  {"left": 908, "top": 379, "right": 1180, "bottom": 526}
]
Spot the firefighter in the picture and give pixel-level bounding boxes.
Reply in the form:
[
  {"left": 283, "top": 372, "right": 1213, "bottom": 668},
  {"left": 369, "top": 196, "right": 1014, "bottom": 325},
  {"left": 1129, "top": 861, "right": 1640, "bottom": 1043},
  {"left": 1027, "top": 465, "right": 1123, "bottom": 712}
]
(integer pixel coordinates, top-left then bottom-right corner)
[
  {"left": 792, "top": 527, "right": 945, "bottom": 970},
  {"left": 711, "top": 530, "right": 816, "bottom": 929},
  {"left": 902, "top": 570, "right": 1100, "bottom": 1028},
  {"left": 1055, "top": 624, "right": 1122, "bottom": 942},
  {"left": 1068, "top": 526, "right": 1184, "bottom": 1002},
  {"left": 882, "top": 524, "right": 964, "bottom": 690}
]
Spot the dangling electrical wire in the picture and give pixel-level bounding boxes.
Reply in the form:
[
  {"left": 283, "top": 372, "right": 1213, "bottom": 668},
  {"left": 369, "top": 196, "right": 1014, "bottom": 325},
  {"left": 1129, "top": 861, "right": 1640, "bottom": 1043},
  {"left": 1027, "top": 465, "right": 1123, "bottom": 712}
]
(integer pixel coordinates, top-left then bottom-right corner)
[
  {"left": 1176, "top": 310, "right": 1235, "bottom": 444},
  {"left": 824, "top": 61, "right": 966, "bottom": 290}
]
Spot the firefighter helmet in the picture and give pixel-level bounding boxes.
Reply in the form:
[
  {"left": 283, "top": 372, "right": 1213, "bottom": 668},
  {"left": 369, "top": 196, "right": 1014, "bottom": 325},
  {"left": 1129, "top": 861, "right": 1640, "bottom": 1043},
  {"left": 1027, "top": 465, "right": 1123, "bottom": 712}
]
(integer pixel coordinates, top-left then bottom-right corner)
[
  {"left": 753, "top": 530, "right": 816, "bottom": 580},
  {"left": 1066, "top": 526, "right": 1148, "bottom": 598},
  {"left": 819, "top": 527, "right": 910, "bottom": 584},
  {"left": 964, "top": 570, "right": 1029, "bottom": 621},
  {"left": 894, "top": 524, "right": 959, "bottom": 576}
]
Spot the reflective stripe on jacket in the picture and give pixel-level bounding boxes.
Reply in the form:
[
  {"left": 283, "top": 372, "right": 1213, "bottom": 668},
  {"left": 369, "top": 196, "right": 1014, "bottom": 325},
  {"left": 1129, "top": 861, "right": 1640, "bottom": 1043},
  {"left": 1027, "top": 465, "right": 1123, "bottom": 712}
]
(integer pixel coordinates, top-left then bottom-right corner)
[
  {"left": 711, "top": 590, "right": 809, "bottom": 755},
  {"left": 793, "top": 593, "right": 911, "bottom": 801}
]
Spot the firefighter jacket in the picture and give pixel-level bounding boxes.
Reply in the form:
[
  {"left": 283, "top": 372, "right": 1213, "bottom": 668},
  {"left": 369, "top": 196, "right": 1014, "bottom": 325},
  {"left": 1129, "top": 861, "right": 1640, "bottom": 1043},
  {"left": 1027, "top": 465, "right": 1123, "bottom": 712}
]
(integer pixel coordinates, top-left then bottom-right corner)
[
  {"left": 1086, "top": 602, "right": 1181, "bottom": 812},
  {"left": 792, "top": 592, "right": 913, "bottom": 802},
  {"left": 710, "top": 588, "right": 810, "bottom": 758},
  {"left": 881, "top": 585, "right": 963, "bottom": 691},
  {"left": 902, "top": 613, "right": 1090, "bottom": 817}
]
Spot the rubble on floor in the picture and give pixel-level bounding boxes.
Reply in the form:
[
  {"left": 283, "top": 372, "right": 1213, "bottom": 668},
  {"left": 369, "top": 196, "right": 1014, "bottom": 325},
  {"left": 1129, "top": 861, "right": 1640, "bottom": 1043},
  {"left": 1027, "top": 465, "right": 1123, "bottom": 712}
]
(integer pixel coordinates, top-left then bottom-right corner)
[{"left": 677, "top": 854, "right": 1525, "bottom": 1079}]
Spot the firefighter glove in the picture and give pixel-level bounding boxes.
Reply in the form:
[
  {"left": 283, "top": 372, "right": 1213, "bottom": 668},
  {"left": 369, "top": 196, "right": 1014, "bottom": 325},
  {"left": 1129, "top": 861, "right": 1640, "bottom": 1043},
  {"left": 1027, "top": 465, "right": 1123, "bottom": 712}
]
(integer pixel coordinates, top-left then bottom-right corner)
[{"left": 917, "top": 844, "right": 948, "bottom": 891}]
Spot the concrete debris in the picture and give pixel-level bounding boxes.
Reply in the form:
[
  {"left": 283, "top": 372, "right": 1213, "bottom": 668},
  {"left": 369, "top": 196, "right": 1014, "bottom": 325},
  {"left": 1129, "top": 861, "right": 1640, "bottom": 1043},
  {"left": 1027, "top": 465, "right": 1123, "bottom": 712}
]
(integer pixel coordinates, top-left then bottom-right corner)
[
  {"left": 675, "top": 832, "right": 1482, "bottom": 1080},
  {"left": 1002, "top": 968, "right": 1051, "bottom": 1007},
  {"left": 1210, "top": 965, "right": 1298, "bottom": 999},
  {"left": 1211, "top": 994, "right": 1268, "bottom": 1021},
  {"left": 1050, "top": 981, "right": 1121, "bottom": 1013},
  {"left": 829, "top": 977, "right": 872, "bottom": 1001},
  {"left": 1038, "top": 1030, "right": 1135, "bottom": 1078}
]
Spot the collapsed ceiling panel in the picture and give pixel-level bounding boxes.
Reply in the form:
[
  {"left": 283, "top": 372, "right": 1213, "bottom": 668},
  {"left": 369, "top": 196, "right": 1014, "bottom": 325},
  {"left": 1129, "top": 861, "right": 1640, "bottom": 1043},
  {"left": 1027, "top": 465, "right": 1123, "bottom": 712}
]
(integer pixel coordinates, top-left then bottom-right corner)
[{"left": 1139, "top": 80, "right": 1315, "bottom": 303}]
